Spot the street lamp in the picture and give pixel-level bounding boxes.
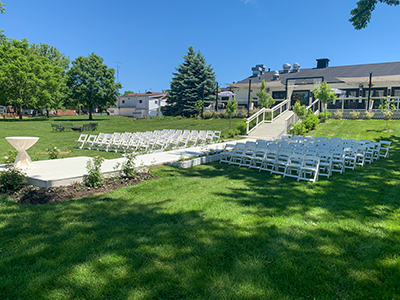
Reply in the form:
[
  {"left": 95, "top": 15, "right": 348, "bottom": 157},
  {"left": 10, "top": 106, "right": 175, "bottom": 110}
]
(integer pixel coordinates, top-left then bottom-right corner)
[{"left": 247, "top": 79, "right": 252, "bottom": 116}]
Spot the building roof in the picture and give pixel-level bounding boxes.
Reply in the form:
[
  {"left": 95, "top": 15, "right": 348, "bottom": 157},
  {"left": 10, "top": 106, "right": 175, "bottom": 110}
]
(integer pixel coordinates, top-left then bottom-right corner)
[
  {"left": 123, "top": 91, "right": 167, "bottom": 97},
  {"left": 230, "top": 61, "right": 400, "bottom": 88}
]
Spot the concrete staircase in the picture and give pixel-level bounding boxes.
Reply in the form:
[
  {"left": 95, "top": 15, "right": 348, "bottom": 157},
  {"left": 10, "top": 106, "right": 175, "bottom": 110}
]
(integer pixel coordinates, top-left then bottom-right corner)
[{"left": 247, "top": 110, "right": 293, "bottom": 139}]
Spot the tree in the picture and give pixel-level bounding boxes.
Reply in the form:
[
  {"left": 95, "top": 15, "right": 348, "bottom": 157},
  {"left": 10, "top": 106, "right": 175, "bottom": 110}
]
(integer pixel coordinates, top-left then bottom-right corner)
[
  {"left": 66, "top": 53, "right": 121, "bottom": 120},
  {"left": 292, "top": 101, "right": 307, "bottom": 135},
  {"left": 312, "top": 81, "right": 337, "bottom": 111},
  {"left": 122, "top": 90, "right": 135, "bottom": 96},
  {"left": 0, "top": 39, "right": 63, "bottom": 120},
  {"left": 350, "top": 0, "right": 399, "bottom": 30},
  {"left": 31, "top": 43, "right": 70, "bottom": 117},
  {"left": 166, "top": 46, "right": 216, "bottom": 117},
  {"left": 195, "top": 99, "right": 204, "bottom": 118},
  {"left": 226, "top": 96, "right": 238, "bottom": 130},
  {"left": 256, "top": 79, "right": 275, "bottom": 109},
  {"left": 0, "top": 1, "right": 5, "bottom": 14}
]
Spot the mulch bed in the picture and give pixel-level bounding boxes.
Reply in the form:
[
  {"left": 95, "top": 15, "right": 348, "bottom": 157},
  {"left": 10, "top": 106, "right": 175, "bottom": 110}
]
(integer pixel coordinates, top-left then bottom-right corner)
[{"left": 3, "top": 173, "right": 158, "bottom": 205}]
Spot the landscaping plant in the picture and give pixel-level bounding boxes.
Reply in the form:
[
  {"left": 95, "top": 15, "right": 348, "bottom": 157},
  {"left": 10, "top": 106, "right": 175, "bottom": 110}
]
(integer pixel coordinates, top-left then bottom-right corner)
[
  {"left": 350, "top": 110, "right": 360, "bottom": 120},
  {"left": 226, "top": 96, "right": 238, "bottom": 130},
  {"left": 379, "top": 97, "right": 396, "bottom": 131},
  {"left": 0, "top": 166, "right": 26, "bottom": 193},
  {"left": 83, "top": 156, "right": 105, "bottom": 188},
  {"left": 334, "top": 109, "right": 343, "bottom": 120},
  {"left": 364, "top": 110, "right": 374, "bottom": 120}
]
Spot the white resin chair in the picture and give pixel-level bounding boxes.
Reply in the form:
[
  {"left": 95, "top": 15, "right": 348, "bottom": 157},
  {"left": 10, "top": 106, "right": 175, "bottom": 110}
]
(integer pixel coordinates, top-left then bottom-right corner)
[
  {"left": 75, "top": 134, "right": 88, "bottom": 149},
  {"left": 229, "top": 142, "right": 246, "bottom": 165},
  {"left": 271, "top": 151, "right": 291, "bottom": 176},
  {"left": 318, "top": 151, "right": 333, "bottom": 178},
  {"left": 219, "top": 143, "right": 236, "bottom": 163},
  {"left": 259, "top": 150, "right": 278, "bottom": 173},
  {"left": 239, "top": 141, "right": 257, "bottom": 167},
  {"left": 285, "top": 154, "right": 304, "bottom": 179},
  {"left": 379, "top": 140, "right": 391, "bottom": 158},
  {"left": 298, "top": 156, "right": 320, "bottom": 182}
]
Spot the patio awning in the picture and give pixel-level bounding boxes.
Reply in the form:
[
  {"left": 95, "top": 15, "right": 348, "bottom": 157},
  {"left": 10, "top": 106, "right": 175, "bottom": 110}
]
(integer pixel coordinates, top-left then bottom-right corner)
[{"left": 218, "top": 91, "right": 236, "bottom": 96}]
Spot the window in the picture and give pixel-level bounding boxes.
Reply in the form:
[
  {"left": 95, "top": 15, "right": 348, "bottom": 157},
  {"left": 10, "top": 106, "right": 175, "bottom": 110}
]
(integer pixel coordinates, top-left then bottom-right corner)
[
  {"left": 363, "top": 88, "right": 387, "bottom": 109},
  {"left": 221, "top": 96, "right": 229, "bottom": 101},
  {"left": 272, "top": 91, "right": 286, "bottom": 99},
  {"left": 291, "top": 91, "right": 309, "bottom": 107},
  {"left": 139, "top": 100, "right": 143, "bottom": 103},
  {"left": 122, "top": 100, "right": 125, "bottom": 104},
  {"left": 155, "top": 100, "right": 158, "bottom": 104}
]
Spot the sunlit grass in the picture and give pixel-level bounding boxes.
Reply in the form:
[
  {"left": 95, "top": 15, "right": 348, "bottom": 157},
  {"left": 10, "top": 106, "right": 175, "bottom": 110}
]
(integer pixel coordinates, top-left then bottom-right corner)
[{"left": 0, "top": 119, "right": 399, "bottom": 299}]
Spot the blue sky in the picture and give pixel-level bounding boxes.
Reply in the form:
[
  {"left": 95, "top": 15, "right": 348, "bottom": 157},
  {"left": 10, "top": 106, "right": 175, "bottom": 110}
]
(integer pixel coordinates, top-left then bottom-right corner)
[{"left": 2, "top": 0, "right": 399, "bottom": 93}]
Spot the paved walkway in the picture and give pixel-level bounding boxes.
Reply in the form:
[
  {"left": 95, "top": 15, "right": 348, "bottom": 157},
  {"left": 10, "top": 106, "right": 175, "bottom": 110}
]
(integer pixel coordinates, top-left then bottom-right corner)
[
  {"left": 0, "top": 142, "right": 229, "bottom": 188},
  {"left": 247, "top": 110, "right": 293, "bottom": 139}
]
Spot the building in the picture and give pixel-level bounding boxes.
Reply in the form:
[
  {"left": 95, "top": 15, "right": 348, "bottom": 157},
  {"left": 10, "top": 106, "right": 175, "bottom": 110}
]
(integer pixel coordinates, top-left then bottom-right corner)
[
  {"left": 228, "top": 59, "right": 400, "bottom": 117},
  {"left": 108, "top": 91, "right": 167, "bottom": 117}
]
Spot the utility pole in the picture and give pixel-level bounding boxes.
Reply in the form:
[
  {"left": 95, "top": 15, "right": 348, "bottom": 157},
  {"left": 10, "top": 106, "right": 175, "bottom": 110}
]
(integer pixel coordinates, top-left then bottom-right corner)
[
  {"left": 114, "top": 61, "right": 122, "bottom": 83},
  {"left": 247, "top": 79, "right": 252, "bottom": 116},
  {"left": 216, "top": 82, "right": 219, "bottom": 111}
]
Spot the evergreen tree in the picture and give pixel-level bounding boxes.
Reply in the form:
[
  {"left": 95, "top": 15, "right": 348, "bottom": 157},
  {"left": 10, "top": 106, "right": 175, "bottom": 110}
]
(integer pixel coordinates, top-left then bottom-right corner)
[
  {"left": 166, "top": 46, "right": 216, "bottom": 117},
  {"left": 256, "top": 79, "right": 275, "bottom": 109}
]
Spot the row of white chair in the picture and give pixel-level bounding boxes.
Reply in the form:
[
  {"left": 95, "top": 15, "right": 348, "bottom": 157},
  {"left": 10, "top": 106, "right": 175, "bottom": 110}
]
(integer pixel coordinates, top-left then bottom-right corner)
[
  {"left": 75, "top": 129, "right": 221, "bottom": 153},
  {"left": 219, "top": 138, "right": 391, "bottom": 182}
]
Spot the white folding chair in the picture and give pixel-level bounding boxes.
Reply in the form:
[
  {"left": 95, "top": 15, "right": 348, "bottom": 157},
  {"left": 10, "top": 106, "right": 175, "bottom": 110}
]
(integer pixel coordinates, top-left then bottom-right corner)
[
  {"left": 229, "top": 142, "right": 246, "bottom": 165},
  {"left": 219, "top": 143, "right": 236, "bottom": 163},
  {"left": 259, "top": 150, "right": 278, "bottom": 173},
  {"left": 379, "top": 140, "right": 391, "bottom": 158},
  {"left": 318, "top": 151, "right": 333, "bottom": 178},
  {"left": 84, "top": 134, "right": 97, "bottom": 150},
  {"left": 298, "top": 156, "right": 320, "bottom": 182},
  {"left": 343, "top": 148, "right": 357, "bottom": 170},
  {"left": 239, "top": 141, "right": 257, "bottom": 167},
  {"left": 285, "top": 154, "right": 304, "bottom": 179},
  {"left": 75, "top": 134, "right": 88, "bottom": 149}
]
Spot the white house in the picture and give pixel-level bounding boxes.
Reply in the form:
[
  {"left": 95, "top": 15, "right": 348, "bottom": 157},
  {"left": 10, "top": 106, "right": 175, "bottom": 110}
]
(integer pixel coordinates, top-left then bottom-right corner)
[
  {"left": 227, "top": 59, "right": 400, "bottom": 117},
  {"left": 108, "top": 91, "right": 167, "bottom": 117}
]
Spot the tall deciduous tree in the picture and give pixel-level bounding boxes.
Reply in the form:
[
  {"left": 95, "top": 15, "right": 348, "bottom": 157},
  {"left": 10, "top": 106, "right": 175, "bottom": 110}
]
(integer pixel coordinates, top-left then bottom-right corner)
[
  {"left": 0, "top": 39, "right": 63, "bottom": 119},
  {"left": 256, "top": 80, "right": 275, "bottom": 109},
  {"left": 0, "top": 1, "right": 5, "bottom": 14},
  {"left": 350, "top": 0, "right": 399, "bottom": 29},
  {"left": 66, "top": 53, "right": 121, "bottom": 120},
  {"left": 166, "top": 46, "right": 216, "bottom": 117},
  {"left": 32, "top": 43, "right": 70, "bottom": 117},
  {"left": 122, "top": 90, "right": 135, "bottom": 96}
]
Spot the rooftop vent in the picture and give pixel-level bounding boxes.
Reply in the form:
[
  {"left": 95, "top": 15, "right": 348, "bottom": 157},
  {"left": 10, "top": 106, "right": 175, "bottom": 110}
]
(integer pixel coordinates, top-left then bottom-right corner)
[
  {"left": 316, "top": 58, "right": 330, "bottom": 69},
  {"left": 252, "top": 64, "right": 267, "bottom": 77},
  {"left": 272, "top": 70, "right": 280, "bottom": 81},
  {"left": 283, "top": 63, "right": 291, "bottom": 73},
  {"left": 292, "top": 63, "right": 300, "bottom": 72}
]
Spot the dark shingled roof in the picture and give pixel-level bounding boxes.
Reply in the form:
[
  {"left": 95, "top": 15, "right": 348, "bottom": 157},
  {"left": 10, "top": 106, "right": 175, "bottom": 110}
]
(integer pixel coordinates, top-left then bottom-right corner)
[{"left": 236, "top": 61, "right": 400, "bottom": 85}]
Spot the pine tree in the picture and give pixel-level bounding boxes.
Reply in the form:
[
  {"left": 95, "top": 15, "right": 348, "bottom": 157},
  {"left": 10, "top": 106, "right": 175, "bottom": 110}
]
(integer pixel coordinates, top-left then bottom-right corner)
[{"left": 166, "top": 46, "right": 216, "bottom": 117}]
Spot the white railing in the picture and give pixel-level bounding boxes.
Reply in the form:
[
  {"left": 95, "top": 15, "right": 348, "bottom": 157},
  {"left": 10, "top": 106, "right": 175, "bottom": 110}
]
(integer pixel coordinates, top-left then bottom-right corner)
[{"left": 246, "top": 99, "right": 289, "bottom": 134}]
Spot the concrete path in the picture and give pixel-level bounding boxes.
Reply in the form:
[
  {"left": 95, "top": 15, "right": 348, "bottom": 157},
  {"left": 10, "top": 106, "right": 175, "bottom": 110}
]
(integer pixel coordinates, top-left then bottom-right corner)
[{"left": 248, "top": 110, "right": 293, "bottom": 139}]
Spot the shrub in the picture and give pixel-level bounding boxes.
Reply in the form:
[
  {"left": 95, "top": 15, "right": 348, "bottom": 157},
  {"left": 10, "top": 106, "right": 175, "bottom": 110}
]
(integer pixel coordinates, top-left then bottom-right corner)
[
  {"left": 334, "top": 109, "right": 343, "bottom": 120},
  {"left": 236, "top": 121, "right": 247, "bottom": 135},
  {"left": 120, "top": 153, "right": 137, "bottom": 178},
  {"left": 383, "top": 110, "right": 393, "bottom": 120},
  {"left": 364, "top": 110, "right": 374, "bottom": 120},
  {"left": 350, "top": 110, "right": 360, "bottom": 120},
  {"left": 0, "top": 167, "right": 26, "bottom": 193},
  {"left": 227, "top": 129, "right": 237, "bottom": 137},
  {"left": 303, "top": 112, "right": 319, "bottom": 131},
  {"left": 288, "top": 121, "right": 306, "bottom": 136},
  {"left": 202, "top": 111, "right": 213, "bottom": 119},
  {"left": 46, "top": 147, "right": 60, "bottom": 159},
  {"left": 84, "top": 156, "right": 104, "bottom": 188},
  {"left": 318, "top": 111, "right": 331, "bottom": 123},
  {"left": 3, "top": 149, "right": 18, "bottom": 164}
]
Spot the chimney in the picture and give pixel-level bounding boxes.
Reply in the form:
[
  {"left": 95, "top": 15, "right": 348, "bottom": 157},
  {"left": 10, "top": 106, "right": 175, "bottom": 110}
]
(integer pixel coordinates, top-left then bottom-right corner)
[{"left": 316, "top": 58, "right": 330, "bottom": 69}]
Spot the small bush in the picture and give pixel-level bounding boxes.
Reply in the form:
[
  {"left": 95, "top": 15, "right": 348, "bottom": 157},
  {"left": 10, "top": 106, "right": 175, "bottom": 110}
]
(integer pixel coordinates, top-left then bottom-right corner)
[
  {"left": 318, "top": 111, "right": 331, "bottom": 123},
  {"left": 236, "top": 121, "right": 247, "bottom": 135},
  {"left": 334, "top": 110, "right": 343, "bottom": 120},
  {"left": 227, "top": 129, "right": 238, "bottom": 137},
  {"left": 3, "top": 149, "right": 18, "bottom": 164},
  {"left": 350, "top": 111, "right": 360, "bottom": 120},
  {"left": 303, "top": 112, "right": 319, "bottom": 131},
  {"left": 120, "top": 153, "right": 137, "bottom": 178},
  {"left": 46, "top": 147, "right": 60, "bottom": 159},
  {"left": 288, "top": 121, "right": 305, "bottom": 136},
  {"left": 0, "top": 167, "right": 26, "bottom": 193},
  {"left": 383, "top": 110, "right": 393, "bottom": 120},
  {"left": 84, "top": 156, "right": 104, "bottom": 188},
  {"left": 202, "top": 111, "right": 213, "bottom": 119},
  {"left": 364, "top": 110, "right": 374, "bottom": 120}
]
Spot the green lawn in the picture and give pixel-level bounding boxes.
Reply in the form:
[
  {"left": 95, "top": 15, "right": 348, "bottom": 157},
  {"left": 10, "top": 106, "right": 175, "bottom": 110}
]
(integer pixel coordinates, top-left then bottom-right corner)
[
  {"left": 0, "top": 115, "right": 244, "bottom": 160},
  {"left": 0, "top": 119, "right": 399, "bottom": 299}
]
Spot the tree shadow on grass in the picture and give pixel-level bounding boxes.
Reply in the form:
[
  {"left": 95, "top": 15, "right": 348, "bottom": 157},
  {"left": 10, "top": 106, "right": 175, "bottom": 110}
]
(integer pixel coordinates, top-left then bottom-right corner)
[{"left": 0, "top": 136, "right": 399, "bottom": 299}]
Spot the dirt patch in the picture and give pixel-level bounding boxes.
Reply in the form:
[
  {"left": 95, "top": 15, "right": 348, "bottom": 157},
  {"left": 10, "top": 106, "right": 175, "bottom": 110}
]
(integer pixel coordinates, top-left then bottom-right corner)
[{"left": 4, "top": 173, "right": 158, "bottom": 205}]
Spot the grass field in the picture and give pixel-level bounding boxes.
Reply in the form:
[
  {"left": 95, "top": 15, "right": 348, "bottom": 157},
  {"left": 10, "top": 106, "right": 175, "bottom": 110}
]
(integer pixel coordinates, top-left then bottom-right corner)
[
  {"left": 0, "top": 118, "right": 399, "bottom": 299},
  {"left": 0, "top": 115, "right": 244, "bottom": 160}
]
